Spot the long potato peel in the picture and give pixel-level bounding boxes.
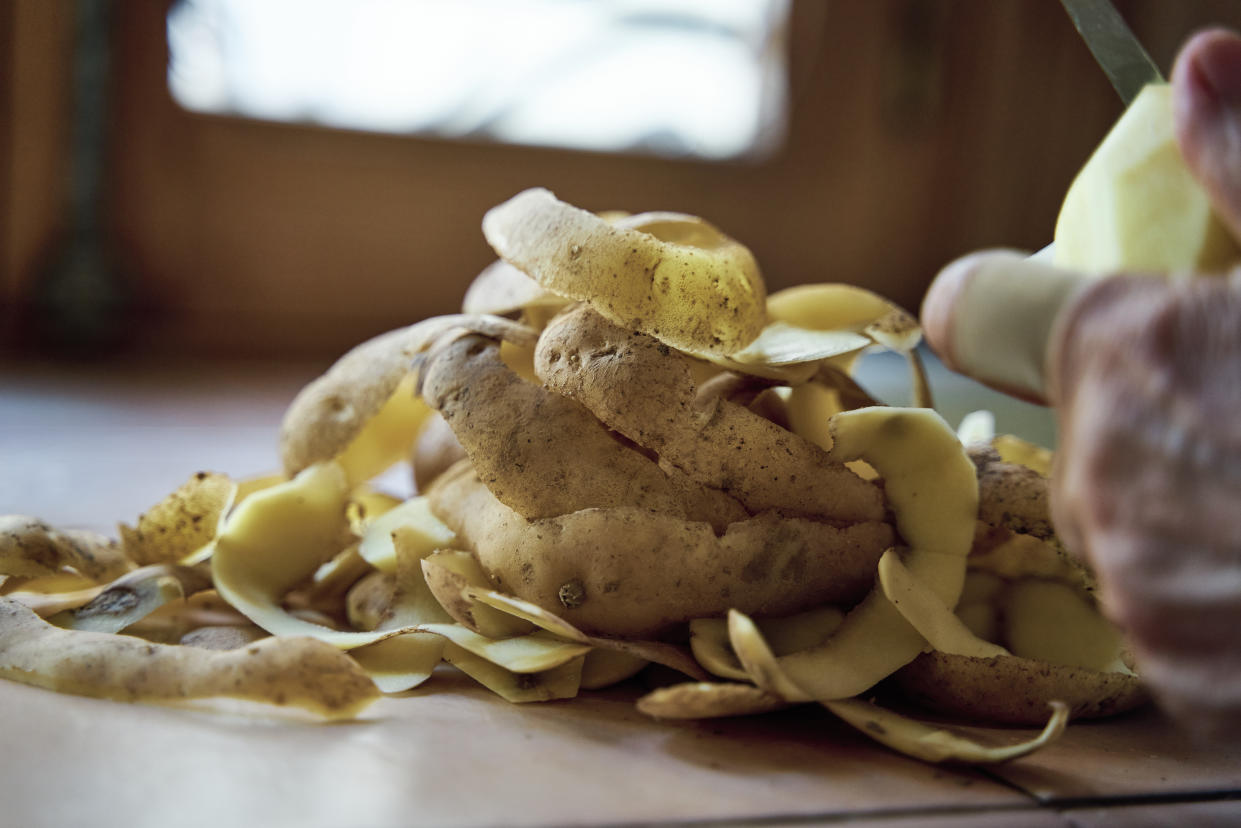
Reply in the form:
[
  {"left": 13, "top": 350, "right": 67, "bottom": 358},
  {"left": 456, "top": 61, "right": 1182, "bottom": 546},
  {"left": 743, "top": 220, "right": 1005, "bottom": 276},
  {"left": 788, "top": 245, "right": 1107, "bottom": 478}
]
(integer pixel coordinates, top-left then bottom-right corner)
[
  {"left": 727, "top": 604, "right": 1067, "bottom": 763},
  {"left": 877, "top": 550, "right": 1009, "bottom": 660},
  {"left": 0, "top": 597, "right": 379, "bottom": 718},
  {"left": 211, "top": 462, "right": 406, "bottom": 648},
  {"left": 749, "top": 407, "right": 978, "bottom": 701}
]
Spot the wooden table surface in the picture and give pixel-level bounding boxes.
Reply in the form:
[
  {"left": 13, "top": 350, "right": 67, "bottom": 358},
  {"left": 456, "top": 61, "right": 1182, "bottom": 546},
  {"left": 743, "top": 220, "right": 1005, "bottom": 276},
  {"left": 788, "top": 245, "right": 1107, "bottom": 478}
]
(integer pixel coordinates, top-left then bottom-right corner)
[{"left": 1, "top": 356, "right": 1238, "bottom": 828}]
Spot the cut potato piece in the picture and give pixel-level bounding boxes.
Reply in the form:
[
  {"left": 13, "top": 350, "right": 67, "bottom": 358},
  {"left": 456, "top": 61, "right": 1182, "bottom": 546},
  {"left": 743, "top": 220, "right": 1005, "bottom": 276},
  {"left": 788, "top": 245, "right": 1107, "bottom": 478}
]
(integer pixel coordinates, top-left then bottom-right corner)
[
  {"left": 482, "top": 188, "right": 766, "bottom": 355},
  {"left": 1055, "top": 83, "right": 1241, "bottom": 274}
]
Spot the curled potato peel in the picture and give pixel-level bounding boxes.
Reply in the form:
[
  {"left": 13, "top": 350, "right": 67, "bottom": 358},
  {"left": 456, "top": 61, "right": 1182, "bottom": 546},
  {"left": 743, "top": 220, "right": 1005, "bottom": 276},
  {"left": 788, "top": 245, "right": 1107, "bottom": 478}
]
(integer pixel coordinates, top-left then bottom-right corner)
[
  {"left": 482, "top": 188, "right": 766, "bottom": 355},
  {"left": 279, "top": 314, "right": 535, "bottom": 483},
  {"left": 736, "top": 406, "right": 978, "bottom": 702}
]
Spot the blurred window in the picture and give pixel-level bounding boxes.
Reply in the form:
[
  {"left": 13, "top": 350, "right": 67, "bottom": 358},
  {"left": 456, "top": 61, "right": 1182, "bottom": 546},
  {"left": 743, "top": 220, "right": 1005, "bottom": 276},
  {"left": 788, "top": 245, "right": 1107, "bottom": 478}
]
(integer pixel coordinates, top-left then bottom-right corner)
[{"left": 167, "top": 0, "right": 789, "bottom": 160}]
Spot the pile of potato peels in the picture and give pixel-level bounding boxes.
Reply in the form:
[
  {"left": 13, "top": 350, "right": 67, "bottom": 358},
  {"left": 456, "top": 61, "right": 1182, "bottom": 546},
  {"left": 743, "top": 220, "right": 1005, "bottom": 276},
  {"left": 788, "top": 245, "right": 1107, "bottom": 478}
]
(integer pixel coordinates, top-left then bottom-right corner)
[{"left": 0, "top": 188, "right": 1145, "bottom": 765}]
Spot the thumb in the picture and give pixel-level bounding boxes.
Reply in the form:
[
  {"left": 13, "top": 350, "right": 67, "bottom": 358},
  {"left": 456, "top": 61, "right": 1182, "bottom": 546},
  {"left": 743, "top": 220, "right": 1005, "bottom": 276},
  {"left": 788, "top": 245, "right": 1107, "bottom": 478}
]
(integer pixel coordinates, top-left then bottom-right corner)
[
  {"left": 920, "top": 249, "right": 1089, "bottom": 404},
  {"left": 1173, "top": 27, "right": 1241, "bottom": 241}
]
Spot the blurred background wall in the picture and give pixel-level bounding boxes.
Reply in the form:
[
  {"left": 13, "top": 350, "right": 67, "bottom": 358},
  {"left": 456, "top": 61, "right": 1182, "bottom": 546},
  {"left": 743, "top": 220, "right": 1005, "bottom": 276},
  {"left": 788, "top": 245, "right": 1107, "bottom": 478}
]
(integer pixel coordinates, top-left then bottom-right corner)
[{"left": 4, "top": 0, "right": 1241, "bottom": 358}]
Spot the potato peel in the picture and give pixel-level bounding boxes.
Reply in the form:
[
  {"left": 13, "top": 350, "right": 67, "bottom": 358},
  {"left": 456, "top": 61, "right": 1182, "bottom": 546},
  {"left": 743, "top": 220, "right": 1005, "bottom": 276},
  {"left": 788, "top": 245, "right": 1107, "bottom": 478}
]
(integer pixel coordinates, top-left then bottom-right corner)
[
  {"left": 757, "top": 407, "right": 979, "bottom": 701},
  {"left": 51, "top": 563, "right": 213, "bottom": 635},
  {"left": 0, "top": 516, "right": 133, "bottom": 583},
  {"left": 483, "top": 188, "right": 766, "bottom": 355},
  {"left": 726, "top": 605, "right": 1067, "bottom": 763},
  {"left": 636, "top": 682, "right": 787, "bottom": 720},
  {"left": 877, "top": 550, "right": 1009, "bottom": 660},
  {"left": 118, "top": 471, "right": 236, "bottom": 566},
  {"left": 0, "top": 597, "right": 379, "bottom": 718}
]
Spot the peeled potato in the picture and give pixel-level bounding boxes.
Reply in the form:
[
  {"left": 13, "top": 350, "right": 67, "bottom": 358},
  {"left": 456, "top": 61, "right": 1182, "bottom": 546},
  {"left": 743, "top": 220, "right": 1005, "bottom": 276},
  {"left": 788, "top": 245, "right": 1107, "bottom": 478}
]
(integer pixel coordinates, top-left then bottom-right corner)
[{"left": 1054, "top": 83, "right": 1241, "bottom": 273}]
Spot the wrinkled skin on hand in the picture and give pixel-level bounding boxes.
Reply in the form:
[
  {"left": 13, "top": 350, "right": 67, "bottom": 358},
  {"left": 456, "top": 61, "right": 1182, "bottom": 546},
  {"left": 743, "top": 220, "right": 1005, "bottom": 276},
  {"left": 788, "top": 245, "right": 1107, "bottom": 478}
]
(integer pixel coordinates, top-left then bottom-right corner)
[
  {"left": 1048, "top": 272, "right": 1241, "bottom": 741},
  {"left": 922, "top": 28, "right": 1241, "bottom": 741}
]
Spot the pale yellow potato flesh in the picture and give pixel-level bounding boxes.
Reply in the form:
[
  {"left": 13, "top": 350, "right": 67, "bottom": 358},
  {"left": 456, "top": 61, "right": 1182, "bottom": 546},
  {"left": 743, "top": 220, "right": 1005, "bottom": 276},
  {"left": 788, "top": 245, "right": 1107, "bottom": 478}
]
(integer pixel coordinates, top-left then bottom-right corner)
[
  {"left": 357, "top": 496, "right": 455, "bottom": 574},
  {"left": 1055, "top": 83, "right": 1241, "bottom": 274},
  {"left": 1003, "top": 579, "right": 1130, "bottom": 674}
]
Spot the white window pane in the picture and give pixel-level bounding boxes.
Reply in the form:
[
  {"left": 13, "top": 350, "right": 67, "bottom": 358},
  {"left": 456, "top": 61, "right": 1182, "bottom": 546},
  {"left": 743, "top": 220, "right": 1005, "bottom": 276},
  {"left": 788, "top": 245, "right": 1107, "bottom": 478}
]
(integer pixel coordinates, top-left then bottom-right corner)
[{"left": 167, "top": 0, "right": 789, "bottom": 160}]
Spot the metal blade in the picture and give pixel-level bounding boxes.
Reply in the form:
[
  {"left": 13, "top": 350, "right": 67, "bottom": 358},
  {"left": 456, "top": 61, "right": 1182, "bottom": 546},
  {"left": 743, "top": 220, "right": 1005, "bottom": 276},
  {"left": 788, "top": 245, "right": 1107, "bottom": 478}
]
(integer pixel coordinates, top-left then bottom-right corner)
[{"left": 1059, "top": 0, "right": 1164, "bottom": 105}]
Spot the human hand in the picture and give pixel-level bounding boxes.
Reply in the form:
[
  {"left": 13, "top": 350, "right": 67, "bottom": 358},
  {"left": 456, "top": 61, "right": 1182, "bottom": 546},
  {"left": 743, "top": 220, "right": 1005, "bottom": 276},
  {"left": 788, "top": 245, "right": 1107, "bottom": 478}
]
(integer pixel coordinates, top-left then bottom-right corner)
[{"left": 920, "top": 28, "right": 1241, "bottom": 741}]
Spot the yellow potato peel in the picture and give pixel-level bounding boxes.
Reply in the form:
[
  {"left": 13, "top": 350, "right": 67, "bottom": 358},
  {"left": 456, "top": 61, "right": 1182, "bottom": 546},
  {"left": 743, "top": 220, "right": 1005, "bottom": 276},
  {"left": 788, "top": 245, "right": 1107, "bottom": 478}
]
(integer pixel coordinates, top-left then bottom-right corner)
[
  {"left": 483, "top": 188, "right": 766, "bottom": 355},
  {"left": 636, "top": 681, "right": 787, "bottom": 720},
  {"left": 877, "top": 550, "right": 1009, "bottom": 660},
  {"left": 118, "top": 471, "right": 237, "bottom": 566},
  {"left": 736, "top": 406, "right": 978, "bottom": 701},
  {"left": 727, "top": 606, "right": 1067, "bottom": 763},
  {"left": 441, "top": 642, "right": 584, "bottom": 703}
]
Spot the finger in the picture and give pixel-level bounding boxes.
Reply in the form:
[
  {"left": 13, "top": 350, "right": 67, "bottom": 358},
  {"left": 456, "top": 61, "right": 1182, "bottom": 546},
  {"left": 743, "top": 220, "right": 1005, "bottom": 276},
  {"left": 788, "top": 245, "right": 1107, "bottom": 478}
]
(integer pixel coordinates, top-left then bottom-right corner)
[
  {"left": 1173, "top": 27, "right": 1241, "bottom": 240},
  {"left": 920, "top": 248, "right": 1089, "bottom": 404}
]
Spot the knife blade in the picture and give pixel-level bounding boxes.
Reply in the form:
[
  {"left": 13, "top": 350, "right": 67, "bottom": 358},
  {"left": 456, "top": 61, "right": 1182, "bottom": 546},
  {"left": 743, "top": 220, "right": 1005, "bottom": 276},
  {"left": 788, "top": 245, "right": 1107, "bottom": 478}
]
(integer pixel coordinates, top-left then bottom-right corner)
[{"left": 1059, "top": 0, "right": 1164, "bottom": 105}]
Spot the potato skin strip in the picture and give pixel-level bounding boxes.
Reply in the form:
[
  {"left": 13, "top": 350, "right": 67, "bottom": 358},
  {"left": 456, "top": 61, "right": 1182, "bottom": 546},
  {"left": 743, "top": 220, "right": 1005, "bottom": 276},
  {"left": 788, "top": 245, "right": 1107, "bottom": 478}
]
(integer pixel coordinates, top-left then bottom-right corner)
[
  {"left": 823, "top": 698, "right": 1068, "bottom": 765},
  {"left": 735, "top": 407, "right": 978, "bottom": 702},
  {"left": 0, "top": 597, "right": 379, "bottom": 718},
  {"left": 636, "top": 682, "right": 787, "bottom": 719},
  {"left": 464, "top": 585, "right": 710, "bottom": 682},
  {"left": 118, "top": 472, "right": 236, "bottom": 566},
  {"left": 726, "top": 604, "right": 1067, "bottom": 762},
  {"left": 211, "top": 463, "right": 405, "bottom": 648},
  {"left": 350, "top": 633, "right": 444, "bottom": 694},
  {"left": 442, "top": 642, "right": 583, "bottom": 703},
  {"left": 279, "top": 314, "right": 536, "bottom": 480},
  {"left": 877, "top": 550, "right": 1009, "bottom": 660},
  {"left": 0, "top": 516, "right": 132, "bottom": 583},
  {"left": 483, "top": 188, "right": 766, "bottom": 356},
  {"left": 52, "top": 564, "right": 213, "bottom": 635}
]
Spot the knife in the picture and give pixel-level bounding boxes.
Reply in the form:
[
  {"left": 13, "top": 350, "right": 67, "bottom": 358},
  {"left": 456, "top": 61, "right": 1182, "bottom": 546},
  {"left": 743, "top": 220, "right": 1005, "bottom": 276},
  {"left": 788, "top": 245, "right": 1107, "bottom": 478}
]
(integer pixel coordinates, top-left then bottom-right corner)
[{"left": 1058, "top": 0, "right": 1164, "bottom": 105}]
